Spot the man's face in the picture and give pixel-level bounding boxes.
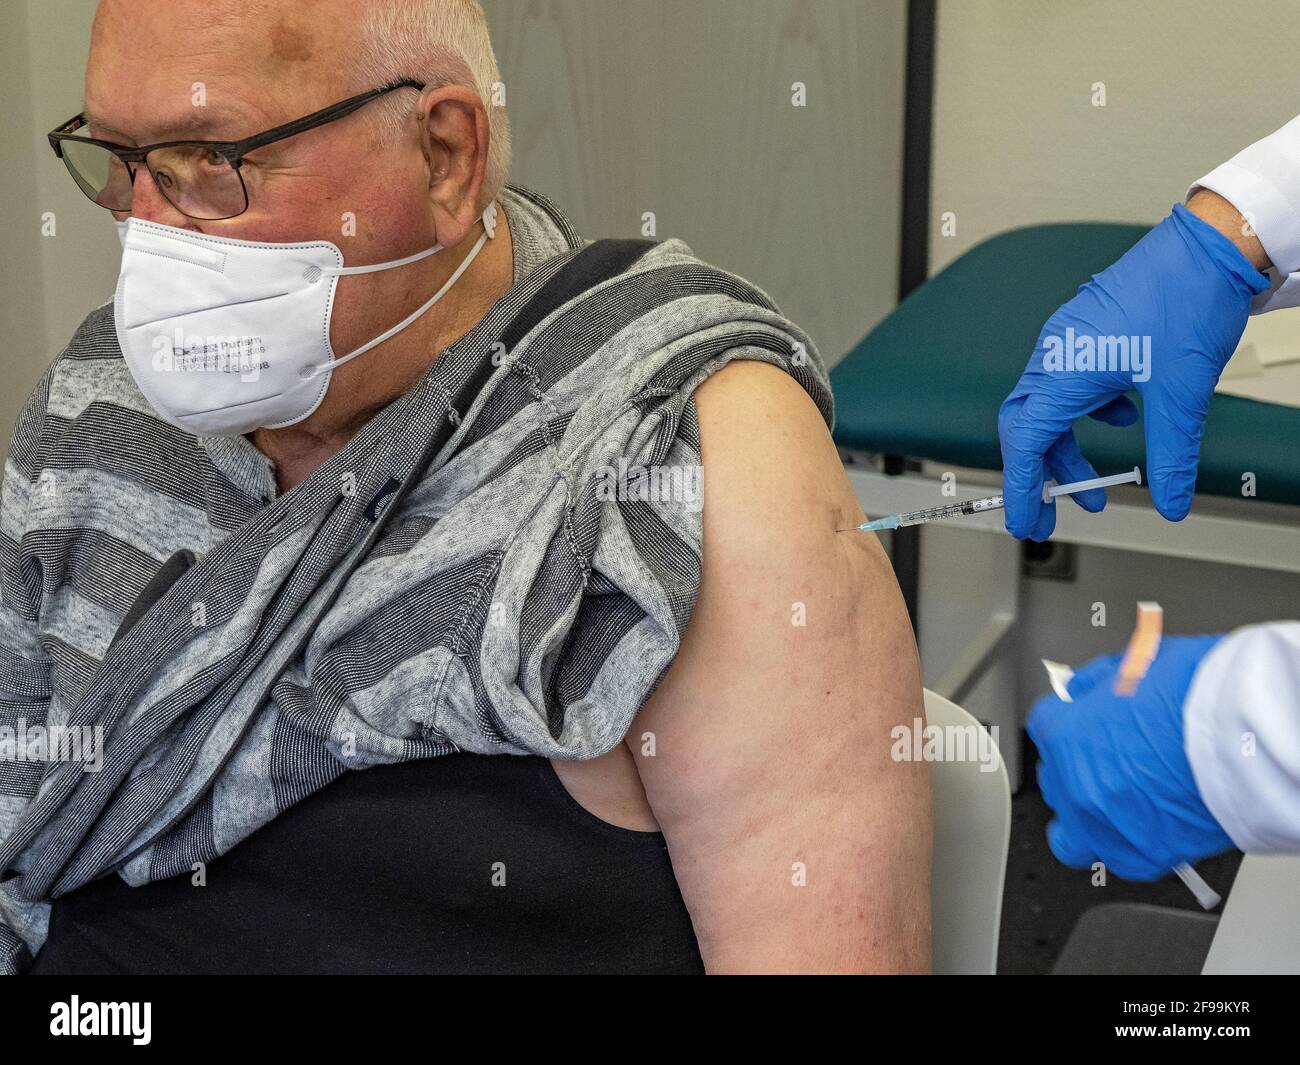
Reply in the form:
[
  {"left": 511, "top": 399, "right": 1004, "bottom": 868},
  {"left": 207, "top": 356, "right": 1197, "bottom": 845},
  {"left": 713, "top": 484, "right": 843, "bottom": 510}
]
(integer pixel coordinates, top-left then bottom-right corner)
[
  {"left": 84, "top": 0, "right": 483, "bottom": 393},
  {"left": 84, "top": 0, "right": 431, "bottom": 252}
]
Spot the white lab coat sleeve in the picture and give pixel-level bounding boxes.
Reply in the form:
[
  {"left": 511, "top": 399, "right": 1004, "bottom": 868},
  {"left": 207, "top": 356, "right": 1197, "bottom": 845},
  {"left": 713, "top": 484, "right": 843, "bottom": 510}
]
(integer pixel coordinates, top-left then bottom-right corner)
[
  {"left": 1183, "top": 621, "right": 1300, "bottom": 854},
  {"left": 1189, "top": 116, "right": 1300, "bottom": 313}
]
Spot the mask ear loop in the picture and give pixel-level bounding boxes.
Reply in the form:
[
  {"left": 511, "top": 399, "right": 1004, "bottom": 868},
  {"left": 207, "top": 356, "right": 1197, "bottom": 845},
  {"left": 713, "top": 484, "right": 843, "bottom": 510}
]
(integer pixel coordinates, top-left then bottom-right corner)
[{"left": 299, "top": 201, "right": 499, "bottom": 380}]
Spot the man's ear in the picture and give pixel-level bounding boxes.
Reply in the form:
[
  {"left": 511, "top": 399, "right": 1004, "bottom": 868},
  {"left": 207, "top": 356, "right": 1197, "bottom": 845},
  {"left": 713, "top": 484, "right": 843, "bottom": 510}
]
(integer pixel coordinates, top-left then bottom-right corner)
[{"left": 415, "top": 84, "right": 489, "bottom": 237}]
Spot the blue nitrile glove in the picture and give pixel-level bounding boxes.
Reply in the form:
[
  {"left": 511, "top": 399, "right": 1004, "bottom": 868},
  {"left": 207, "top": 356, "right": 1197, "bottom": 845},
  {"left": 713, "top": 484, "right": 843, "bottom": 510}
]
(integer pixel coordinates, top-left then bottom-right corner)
[
  {"left": 999, "top": 203, "right": 1271, "bottom": 540},
  {"left": 1027, "top": 634, "right": 1235, "bottom": 881}
]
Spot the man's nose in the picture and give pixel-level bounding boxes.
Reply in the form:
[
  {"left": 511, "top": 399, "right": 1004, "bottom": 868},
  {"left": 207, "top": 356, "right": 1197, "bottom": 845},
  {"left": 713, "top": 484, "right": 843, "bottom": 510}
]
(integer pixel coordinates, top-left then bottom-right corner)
[{"left": 123, "top": 163, "right": 202, "bottom": 229}]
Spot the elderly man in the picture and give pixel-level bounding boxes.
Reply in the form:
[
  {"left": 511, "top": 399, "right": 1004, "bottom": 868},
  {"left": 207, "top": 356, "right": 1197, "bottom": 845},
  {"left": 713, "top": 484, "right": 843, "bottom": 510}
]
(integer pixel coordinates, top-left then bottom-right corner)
[{"left": 0, "top": 0, "right": 929, "bottom": 974}]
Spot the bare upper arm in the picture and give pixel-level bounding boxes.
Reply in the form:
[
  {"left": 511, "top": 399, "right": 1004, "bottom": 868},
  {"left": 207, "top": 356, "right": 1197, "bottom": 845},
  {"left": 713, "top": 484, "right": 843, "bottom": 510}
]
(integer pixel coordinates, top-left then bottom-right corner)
[{"left": 625, "top": 358, "right": 932, "bottom": 974}]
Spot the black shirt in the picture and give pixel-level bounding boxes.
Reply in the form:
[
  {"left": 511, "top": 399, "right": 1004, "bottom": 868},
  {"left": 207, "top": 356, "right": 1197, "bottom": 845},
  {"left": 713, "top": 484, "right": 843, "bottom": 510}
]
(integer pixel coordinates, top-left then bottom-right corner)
[{"left": 29, "top": 753, "right": 705, "bottom": 975}]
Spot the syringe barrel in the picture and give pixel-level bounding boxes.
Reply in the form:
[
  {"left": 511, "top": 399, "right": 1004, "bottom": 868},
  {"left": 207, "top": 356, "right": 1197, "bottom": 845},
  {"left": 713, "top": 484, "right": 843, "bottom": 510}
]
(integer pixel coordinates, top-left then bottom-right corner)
[
  {"left": 960, "top": 494, "right": 1004, "bottom": 515},
  {"left": 897, "top": 493, "right": 1006, "bottom": 527},
  {"left": 897, "top": 503, "right": 962, "bottom": 526}
]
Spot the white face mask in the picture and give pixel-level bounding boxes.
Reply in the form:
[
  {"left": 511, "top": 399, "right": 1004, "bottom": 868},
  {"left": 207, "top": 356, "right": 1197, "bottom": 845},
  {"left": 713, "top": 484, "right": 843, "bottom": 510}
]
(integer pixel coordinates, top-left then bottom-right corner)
[{"left": 112, "top": 202, "right": 497, "bottom": 436}]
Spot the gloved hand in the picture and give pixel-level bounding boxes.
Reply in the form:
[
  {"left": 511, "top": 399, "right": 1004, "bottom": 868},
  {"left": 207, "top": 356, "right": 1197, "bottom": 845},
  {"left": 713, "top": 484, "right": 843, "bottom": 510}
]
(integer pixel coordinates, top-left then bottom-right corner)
[
  {"left": 999, "top": 203, "right": 1271, "bottom": 540},
  {"left": 1027, "top": 634, "right": 1235, "bottom": 881}
]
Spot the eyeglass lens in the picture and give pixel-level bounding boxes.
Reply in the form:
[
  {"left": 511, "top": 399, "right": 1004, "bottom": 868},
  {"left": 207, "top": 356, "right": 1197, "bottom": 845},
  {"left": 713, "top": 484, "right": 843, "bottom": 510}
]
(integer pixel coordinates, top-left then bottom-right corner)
[{"left": 60, "top": 139, "right": 248, "bottom": 219}]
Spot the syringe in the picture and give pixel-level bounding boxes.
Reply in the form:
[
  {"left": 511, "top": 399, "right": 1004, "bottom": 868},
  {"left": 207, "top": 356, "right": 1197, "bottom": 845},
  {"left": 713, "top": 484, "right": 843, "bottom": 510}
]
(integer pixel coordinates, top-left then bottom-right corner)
[{"left": 840, "top": 467, "right": 1142, "bottom": 533}]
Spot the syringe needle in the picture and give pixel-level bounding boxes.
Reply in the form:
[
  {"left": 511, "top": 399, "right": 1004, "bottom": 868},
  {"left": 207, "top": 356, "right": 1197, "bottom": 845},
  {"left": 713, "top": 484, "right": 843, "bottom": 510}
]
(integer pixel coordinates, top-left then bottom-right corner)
[{"left": 840, "top": 467, "right": 1144, "bottom": 536}]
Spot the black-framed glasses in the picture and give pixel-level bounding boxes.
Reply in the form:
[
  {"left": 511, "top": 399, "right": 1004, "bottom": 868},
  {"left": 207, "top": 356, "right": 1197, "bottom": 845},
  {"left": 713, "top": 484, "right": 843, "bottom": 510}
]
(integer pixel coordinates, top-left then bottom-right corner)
[{"left": 47, "top": 79, "right": 426, "bottom": 221}]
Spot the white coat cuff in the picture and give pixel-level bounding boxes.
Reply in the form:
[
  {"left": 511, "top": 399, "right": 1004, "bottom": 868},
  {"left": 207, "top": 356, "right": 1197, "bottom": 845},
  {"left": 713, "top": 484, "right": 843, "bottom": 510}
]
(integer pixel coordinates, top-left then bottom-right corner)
[
  {"left": 1184, "top": 622, "right": 1300, "bottom": 854},
  {"left": 1189, "top": 117, "right": 1300, "bottom": 312}
]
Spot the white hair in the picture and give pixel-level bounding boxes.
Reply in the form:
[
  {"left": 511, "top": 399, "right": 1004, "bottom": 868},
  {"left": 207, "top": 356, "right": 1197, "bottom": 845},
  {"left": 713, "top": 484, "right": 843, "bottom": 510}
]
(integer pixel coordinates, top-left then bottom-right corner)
[{"left": 351, "top": 0, "right": 511, "bottom": 211}]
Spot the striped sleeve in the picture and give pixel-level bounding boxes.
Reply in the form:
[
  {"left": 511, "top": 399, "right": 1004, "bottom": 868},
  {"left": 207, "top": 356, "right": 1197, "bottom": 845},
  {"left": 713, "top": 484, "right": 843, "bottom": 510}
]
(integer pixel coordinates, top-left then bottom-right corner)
[{"left": 0, "top": 365, "right": 57, "bottom": 815}]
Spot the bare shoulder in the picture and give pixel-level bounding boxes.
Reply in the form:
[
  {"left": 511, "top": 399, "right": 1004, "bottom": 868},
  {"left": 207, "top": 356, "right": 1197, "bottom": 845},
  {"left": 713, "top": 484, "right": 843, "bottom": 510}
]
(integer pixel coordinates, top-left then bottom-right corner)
[
  {"left": 690, "top": 355, "right": 884, "bottom": 571},
  {"left": 683, "top": 358, "right": 908, "bottom": 695},
  {"left": 625, "top": 356, "right": 932, "bottom": 973}
]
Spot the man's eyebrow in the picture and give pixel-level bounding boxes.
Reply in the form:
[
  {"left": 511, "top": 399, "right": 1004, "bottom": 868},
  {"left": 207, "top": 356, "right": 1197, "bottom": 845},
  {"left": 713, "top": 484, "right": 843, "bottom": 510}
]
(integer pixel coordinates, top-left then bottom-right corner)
[
  {"left": 81, "top": 110, "right": 132, "bottom": 140},
  {"left": 83, "top": 107, "right": 241, "bottom": 142}
]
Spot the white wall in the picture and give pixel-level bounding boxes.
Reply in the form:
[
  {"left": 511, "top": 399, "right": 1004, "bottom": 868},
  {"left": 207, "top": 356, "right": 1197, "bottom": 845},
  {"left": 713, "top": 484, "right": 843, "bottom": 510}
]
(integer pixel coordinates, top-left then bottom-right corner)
[
  {"left": 480, "top": 0, "right": 907, "bottom": 367},
  {"left": 2, "top": 0, "right": 109, "bottom": 454},
  {"left": 0, "top": 0, "right": 48, "bottom": 402},
  {"left": 930, "top": 0, "right": 1300, "bottom": 271}
]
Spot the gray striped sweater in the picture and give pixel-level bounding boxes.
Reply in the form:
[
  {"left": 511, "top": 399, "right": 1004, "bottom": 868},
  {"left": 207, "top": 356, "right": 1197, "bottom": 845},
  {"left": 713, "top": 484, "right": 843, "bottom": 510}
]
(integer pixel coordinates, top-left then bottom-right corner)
[{"left": 0, "top": 184, "right": 832, "bottom": 972}]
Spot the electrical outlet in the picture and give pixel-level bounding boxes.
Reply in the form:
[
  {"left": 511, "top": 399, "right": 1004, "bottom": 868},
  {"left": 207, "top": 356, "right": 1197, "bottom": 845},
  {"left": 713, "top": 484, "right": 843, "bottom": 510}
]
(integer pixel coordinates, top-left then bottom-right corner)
[{"left": 1022, "top": 538, "right": 1076, "bottom": 580}]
